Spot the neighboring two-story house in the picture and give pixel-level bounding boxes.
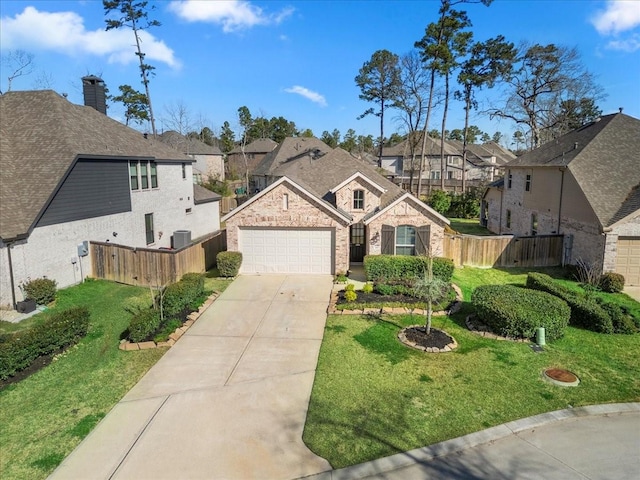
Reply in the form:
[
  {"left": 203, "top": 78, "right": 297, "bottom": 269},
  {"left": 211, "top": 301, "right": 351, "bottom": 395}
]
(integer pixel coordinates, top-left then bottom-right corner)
[
  {"left": 482, "top": 112, "right": 640, "bottom": 285},
  {"left": 222, "top": 138, "right": 449, "bottom": 275},
  {"left": 0, "top": 89, "right": 221, "bottom": 309},
  {"left": 226, "top": 138, "right": 278, "bottom": 183},
  {"left": 159, "top": 130, "right": 225, "bottom": 183}
]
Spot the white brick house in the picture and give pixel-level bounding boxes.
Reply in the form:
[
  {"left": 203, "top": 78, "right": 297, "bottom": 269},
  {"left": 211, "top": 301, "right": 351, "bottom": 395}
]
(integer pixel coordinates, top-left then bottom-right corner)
[
  {"left": 223, "top": 142, "right": 449, "bottom": 275},
  {"left": 481, "top": 112, "right": 640, "bottom": 285},
  {"left": 0, "top": 90, "right": 221, "bottom": 309}
]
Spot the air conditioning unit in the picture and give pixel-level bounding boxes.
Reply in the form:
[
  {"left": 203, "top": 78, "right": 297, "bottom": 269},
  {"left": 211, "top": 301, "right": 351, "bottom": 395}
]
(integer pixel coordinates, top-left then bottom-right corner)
[{"left": 172, "top": 230, "right": 192, "bottom": 249}]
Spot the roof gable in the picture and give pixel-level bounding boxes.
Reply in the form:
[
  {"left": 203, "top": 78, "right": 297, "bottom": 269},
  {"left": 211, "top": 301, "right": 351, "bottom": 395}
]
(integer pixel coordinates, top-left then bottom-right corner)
[
  {"left": 221, "top": 176, "right": 351, "bottom": 224},
  {"left": 330, "top": 172, "right": 387, "bottom": 195},
  {"left": 363, "top": 192, "right": 450, "bottom": 226}
]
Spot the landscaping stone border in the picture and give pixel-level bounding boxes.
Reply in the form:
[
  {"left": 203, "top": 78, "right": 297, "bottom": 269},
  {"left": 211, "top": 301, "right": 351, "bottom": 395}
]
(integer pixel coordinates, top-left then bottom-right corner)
[
  {"left": 398, "top": 326, "right": 458, "bottom": 353},
  {"left": 328, "top": 283, "right": 464, "bottom": 316},
  {"left": 465, "top": 314, "right": 530, "bottom": 343},
  {"left": 118, "top": 292, "right": 220, "bottom": 351}
]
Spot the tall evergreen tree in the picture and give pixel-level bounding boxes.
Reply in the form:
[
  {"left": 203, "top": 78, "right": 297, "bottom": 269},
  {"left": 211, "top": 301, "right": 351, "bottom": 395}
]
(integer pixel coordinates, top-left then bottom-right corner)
[
  {"left": 355, "top": 49, "right": 402, "bottom": 167},
  {"left": 104, "top": 0, "right": 161, "bottom": 136}
]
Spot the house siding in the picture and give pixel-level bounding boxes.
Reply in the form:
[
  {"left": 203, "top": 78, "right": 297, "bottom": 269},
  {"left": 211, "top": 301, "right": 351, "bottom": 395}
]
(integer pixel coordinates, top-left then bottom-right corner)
[
  {"left": 37, "top": 159, "right": 131, "bottom": 227},
  {"left": 367, "top": 200, "right": 445, "bottom": 256},
  {"left": 0, "top": 162, "right": 220, "bottom": 308},
  {"left": 225, "top": 183, "right": 350, "bottom": 274}
]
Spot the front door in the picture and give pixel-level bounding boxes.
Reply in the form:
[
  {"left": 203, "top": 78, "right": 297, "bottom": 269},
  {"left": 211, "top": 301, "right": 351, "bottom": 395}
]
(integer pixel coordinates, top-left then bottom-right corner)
[{"left": 350, "top": 223, "right": 365, "bottom": 263}]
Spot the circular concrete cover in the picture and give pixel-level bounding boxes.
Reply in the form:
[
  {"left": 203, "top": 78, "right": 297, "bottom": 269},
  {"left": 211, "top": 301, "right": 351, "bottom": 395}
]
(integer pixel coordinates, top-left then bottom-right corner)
[{"left": 543, "top": 368, "right": 580, "bottom": 387}]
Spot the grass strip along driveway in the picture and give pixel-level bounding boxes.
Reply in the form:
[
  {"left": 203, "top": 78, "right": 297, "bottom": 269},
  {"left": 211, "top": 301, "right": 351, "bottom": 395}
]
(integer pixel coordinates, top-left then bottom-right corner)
[
  {"left": 0, "top": 276, "right": 231, "bottom": 480},
  {"left": 303, "top": 267, "right": 640, "bottom": 469}
]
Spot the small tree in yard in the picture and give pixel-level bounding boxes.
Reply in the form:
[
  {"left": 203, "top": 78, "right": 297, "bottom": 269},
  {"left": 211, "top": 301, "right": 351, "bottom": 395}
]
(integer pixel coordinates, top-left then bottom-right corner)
[{"left": 412, "top": 255, "right": 449, "bottom": 335}]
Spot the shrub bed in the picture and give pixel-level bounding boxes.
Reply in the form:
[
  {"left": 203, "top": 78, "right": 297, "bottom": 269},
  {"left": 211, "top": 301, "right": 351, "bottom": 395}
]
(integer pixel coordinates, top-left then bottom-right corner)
[
  {"left": 599, "top": 272, "right": 625, "bottom": 293},
  {"left": 0, "top": 306, "right": 90, "bottom": 380},
  {"left": 526, "top": 272, "right": 614, "bottom": 333},
  {"left": 217, "top": 251, "right": 242, "bottom": 277},
  {"left": 364, "top": 255, "right": 454, "bottom": 286},
  {"left": 472, "top": 285, "right": 570, "bottom": 341}
]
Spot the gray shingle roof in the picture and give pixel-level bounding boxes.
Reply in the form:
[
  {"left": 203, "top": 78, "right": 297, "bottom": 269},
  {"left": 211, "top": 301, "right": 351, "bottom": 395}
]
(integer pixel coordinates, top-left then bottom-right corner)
[
  {"left": 229, "top": 138, "right": 278, "bottom": 155},
  {"left": 252, "top": 137, "right": 333, "bottom": 177},
  {"left": 0, "top": 90, "right": 194, "bottom": 241},
  {"left": 507, "top": 113, "right": 640, "bottom": 228},
  {"left": 159, "top": 130, "right": 222, "bottom": 155},
  {"left": 193, "top": 184, "right": 222, "bottom": 204},
  {"left": 382, "top": 133, "right": 461, "bottom": 157}
]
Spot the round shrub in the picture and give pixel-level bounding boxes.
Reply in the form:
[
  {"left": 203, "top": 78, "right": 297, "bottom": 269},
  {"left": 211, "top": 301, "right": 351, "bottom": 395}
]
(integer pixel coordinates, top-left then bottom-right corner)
[
  {"left": 21, "top": 277, "right": 57, "bottom": 305},
  {"left": 344, "top": 290, "right": 357, "bottom": 303},
  {"left": 597, "top": 300, "right": 638, "bottom": 334},
  {"left": 599, "top": 272, "right": 625, "bottom": 293},
  {"left": 472, "top": 284, "right": 570, "bottom": 341},
  {"left": 362, "top": 282, "right": 374, "bottom": 294},
  {"left": 216, "top": 251, "right": 242, "bottom": 277},
  {"left": 345, "top": 283, "right": 355, "bottom": 292}
]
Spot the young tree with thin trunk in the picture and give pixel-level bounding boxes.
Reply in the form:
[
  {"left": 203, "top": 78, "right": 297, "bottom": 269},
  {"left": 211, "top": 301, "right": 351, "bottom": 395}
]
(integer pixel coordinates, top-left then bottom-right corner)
[
  {"left": 1, "top": 50, "right": 34, "bottom": 92},
  {"left": 104, "top": 0, "right": 160, "bottom": 136},
  {"left": 237, "top": 106, "right": 253, "bottom": 196},
  {"left": 355, "top": 49, "right": 402, "bottom": 168}
]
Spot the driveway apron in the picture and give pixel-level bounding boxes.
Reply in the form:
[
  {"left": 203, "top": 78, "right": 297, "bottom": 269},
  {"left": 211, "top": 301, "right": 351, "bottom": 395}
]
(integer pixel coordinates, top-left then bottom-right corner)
[{"left": 49, "top": 275, "right": 333, "bottom": 480}]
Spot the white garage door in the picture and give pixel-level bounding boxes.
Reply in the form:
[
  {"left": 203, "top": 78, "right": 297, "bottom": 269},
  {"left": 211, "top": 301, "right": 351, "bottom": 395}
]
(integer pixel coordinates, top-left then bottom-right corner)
[
  {"left": 239, "top": 228, "right": 333, "bottom": 274},
  {"left": 616, "top": 237, "right": 640, "bottom": 286}
]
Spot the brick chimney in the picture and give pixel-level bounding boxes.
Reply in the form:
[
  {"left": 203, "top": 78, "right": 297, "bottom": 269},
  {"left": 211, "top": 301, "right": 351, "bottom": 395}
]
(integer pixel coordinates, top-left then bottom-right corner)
[{"left": 82, "top": 75, "right": 107, "bottom": 114}]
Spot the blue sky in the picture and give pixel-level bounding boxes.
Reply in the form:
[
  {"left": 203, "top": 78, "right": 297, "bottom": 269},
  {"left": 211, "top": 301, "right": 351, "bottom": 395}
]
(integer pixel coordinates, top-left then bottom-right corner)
[{"left": 1, "top": 0, "right": 639, "bottom": 147}]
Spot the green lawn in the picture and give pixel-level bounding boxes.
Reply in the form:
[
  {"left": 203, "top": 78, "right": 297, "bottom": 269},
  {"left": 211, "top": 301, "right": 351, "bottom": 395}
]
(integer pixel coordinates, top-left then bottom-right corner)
[
  {"left": 448, "top": 218, "right": 492, "bottom": 236},
  {"left": 0, "top": 275, "right": 232, "bottom": 480},
  {"left": 303, "top": 267, "right": 640, "bottom": 469}
]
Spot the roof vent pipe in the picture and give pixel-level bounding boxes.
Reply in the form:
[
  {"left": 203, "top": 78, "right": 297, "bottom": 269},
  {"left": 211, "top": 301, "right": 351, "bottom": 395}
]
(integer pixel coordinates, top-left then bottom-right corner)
[
  {"left": 574, "top": 142, "right": 579, "bottom": 150},
  {"left": 619, "top": 107, "right": 623, "bottom": 113}
]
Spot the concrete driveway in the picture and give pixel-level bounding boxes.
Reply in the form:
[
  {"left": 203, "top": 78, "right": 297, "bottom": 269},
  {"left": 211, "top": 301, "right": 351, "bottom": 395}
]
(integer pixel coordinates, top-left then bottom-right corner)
[{"left": 49, "top": 275, "right": 333, "bottom": 480}]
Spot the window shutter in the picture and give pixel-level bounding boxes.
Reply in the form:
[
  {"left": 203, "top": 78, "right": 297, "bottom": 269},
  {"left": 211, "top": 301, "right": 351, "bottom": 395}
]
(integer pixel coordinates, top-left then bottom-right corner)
[
  {"left": 381, "top": 225, "right": 394, "bottom": 255},
  {"left": 416, "top": 225, "right": 431, "bottom": 255}
]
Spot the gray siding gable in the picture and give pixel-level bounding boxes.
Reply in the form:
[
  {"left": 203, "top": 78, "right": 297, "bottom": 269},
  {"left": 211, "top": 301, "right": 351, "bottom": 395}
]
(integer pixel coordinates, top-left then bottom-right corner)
[{"left": 37, "top": 159, "right": 131, "bottom": 228}]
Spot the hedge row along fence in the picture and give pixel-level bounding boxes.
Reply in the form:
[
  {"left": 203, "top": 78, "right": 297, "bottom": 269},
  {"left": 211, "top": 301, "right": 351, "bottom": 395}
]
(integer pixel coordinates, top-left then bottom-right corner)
[
  {"left": 0, "top": 306, "right": 90, "bottom": 380},
  {"left": 127, "top": 273, "right": 207, "bottom": 343}
]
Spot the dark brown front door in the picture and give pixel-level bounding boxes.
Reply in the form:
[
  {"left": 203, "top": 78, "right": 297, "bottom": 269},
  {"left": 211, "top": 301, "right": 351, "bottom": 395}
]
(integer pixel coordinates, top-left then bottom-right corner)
[{"left": 350, "top": 223, "right": 365, "bottom": 263}]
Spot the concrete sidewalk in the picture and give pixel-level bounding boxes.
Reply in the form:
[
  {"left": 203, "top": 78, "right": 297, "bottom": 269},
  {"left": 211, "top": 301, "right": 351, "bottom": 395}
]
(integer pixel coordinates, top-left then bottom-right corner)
[
  {"left": 49, "top": 275, "right": 333, "bottom": 480},
  {"left": 303, "top": 403, "right": 640, "bottom": 480}
]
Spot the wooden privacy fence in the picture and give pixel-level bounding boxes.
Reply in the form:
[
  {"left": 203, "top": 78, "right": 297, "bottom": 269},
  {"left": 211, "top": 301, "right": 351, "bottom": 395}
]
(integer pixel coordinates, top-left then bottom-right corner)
[
  {"left": 443, "top": 234, "right": 564, "bottom": 268},
  {"left": 91, "top": 230, "right": 227, "bottom": 287}
]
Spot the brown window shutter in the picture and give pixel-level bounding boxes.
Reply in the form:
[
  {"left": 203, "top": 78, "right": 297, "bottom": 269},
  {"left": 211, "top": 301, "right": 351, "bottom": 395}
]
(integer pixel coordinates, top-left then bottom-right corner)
[
  {"left": 381, "top": 224, "right": 394, "bottom": 255},
  {"left": 416, "top": 225, "right": 431, "bottom": 255}
]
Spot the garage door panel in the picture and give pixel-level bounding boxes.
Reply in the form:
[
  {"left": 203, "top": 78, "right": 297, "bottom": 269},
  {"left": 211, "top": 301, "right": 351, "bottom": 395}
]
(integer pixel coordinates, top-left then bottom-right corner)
[
  {"left": 616, "top": 237, "right": 640, "bottom": 286},
  {"left": 239, "top": 228, "right": 333, "bottom": 275}
]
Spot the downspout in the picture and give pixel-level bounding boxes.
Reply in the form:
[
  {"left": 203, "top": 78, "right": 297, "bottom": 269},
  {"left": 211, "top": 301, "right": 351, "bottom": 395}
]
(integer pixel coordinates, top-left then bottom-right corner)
[
  {"left": 557, "top": 167, "right": 566, "bottom": 233},
  {"left": 498, "top": 185, "right": 504, "bottom": 235},
  {"left": 6, "top": 241, "right": 17, "bottom": 309}
]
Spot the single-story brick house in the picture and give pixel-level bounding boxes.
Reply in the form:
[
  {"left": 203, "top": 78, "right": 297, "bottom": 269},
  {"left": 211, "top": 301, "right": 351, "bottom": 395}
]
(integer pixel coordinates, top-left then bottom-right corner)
[
  {"left": 481, "top": 112, "right": 640, "bottom": 285},
  {"left": 222, "top": 142, "right": 449, "bottom": 275}
]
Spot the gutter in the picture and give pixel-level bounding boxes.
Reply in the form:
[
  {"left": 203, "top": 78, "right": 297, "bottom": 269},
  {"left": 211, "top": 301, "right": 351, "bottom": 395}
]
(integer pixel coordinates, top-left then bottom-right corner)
[{"left": 6, "top": 241, "right": 17, "bottom": 309}]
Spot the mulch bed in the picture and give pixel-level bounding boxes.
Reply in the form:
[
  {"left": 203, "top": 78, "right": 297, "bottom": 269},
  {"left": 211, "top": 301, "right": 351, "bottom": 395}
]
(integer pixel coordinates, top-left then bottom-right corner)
[{"left": 403, "top": 326, "right": 455, "bottom": 350}]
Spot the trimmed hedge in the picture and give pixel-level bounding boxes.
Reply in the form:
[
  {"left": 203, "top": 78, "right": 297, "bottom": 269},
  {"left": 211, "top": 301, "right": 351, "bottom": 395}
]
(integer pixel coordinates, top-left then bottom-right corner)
[
  {"left": 472, "top": 285, "right": 570, "bottom": 341},
  {"left": 127, "top": 309, "right": 162, "bottom": 343},
  {"left": 364, "top": 255, "right": 454, "bottom": 284},
  {"left": 162, "top": 273, "right": 205, "bottom": 317},
  {"left": 0, "top": 306, "right": 90, "bottom": 380},
  {"left": 526, "top": 272, "right": 614, "bottom": 334},
  {"left": 217, "top": 251, "right": 242, "bottom": 277},
  {"left": 20, "top": 277, "right": 57, "bottom": 305},
  {"left": 599, "top": 272, "right": 625, "bottom": 293}
]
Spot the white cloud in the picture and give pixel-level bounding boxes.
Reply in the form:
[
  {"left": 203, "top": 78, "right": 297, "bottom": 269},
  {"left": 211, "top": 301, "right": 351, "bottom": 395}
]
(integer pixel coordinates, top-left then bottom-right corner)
[
  {"left": 0, "top": 6, "right": 180, "bottom": 68},
  {"left": 168, "top": 0, "right": 293, "bottom": 32},
  {"left": 606, "top": 35, "right": 640, "bottom": 52},
  {"left": 591, "top": 0, "right": 640, "bottom": 34},
  {"left": 284, "top": 86, "right": 327, "bottom": 107}
]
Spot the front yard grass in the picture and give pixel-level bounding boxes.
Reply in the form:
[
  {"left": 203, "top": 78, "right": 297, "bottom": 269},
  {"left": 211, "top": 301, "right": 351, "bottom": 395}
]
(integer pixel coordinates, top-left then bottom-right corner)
[
  {"left": 0, "top": 274, "right": 232, "bottom": 480},
  {"left": 303, "top": 267, "right": 640, "bottom": 469}
]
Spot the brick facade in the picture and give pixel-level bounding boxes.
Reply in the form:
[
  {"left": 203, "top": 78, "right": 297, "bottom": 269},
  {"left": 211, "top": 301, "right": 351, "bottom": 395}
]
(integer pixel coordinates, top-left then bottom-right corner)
[
  {"left": 366, "top": 200, "right": 446, "bottom": 256},
  {"left": 225, "top": 183, "right": 351, "bottom": 273}
]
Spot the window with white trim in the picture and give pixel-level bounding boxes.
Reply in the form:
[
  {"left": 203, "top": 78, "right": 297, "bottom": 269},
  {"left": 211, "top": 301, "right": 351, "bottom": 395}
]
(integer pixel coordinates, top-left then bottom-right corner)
[
  {"left": 145, "top": 213, "right": 154, "bottom": 245},
  {"left": 130, "top": 160, "right": 158, "bottom": 190}
]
